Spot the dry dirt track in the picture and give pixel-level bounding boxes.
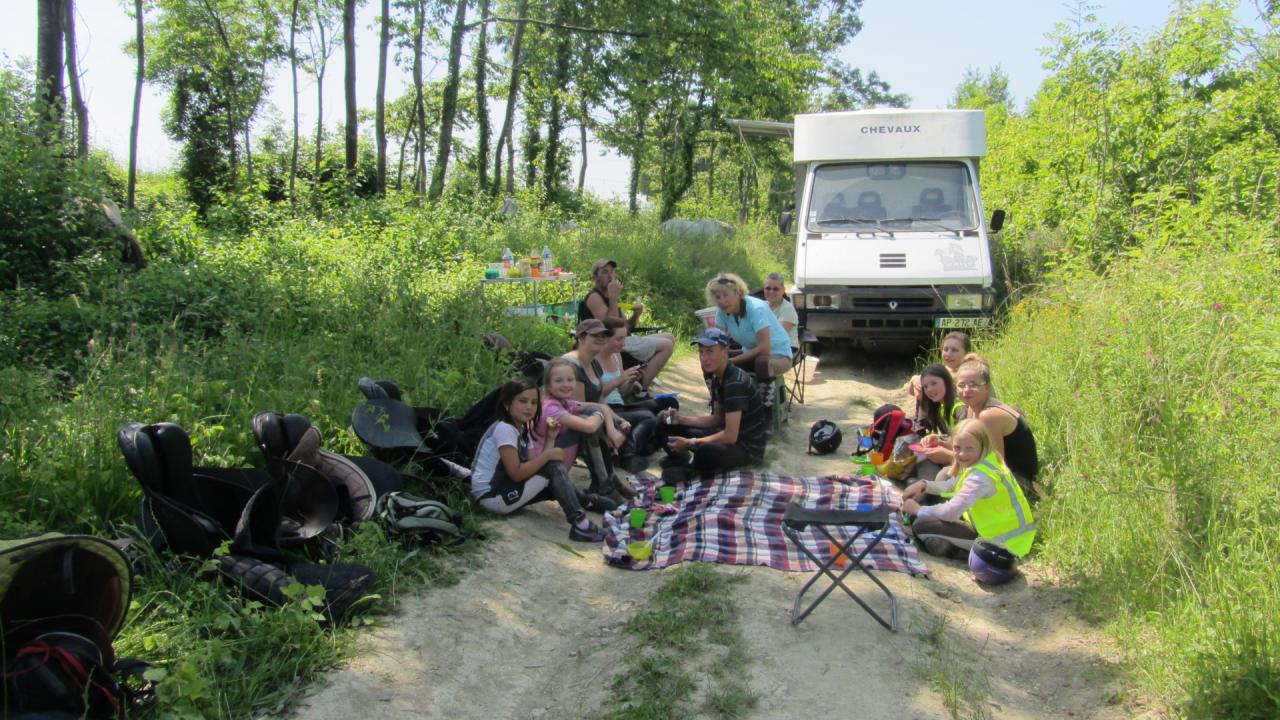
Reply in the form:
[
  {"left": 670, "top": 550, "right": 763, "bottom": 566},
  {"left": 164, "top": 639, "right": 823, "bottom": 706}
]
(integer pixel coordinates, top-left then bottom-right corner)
[{"left": 290, "top": 349, "right": 1141, "bottom": 720}]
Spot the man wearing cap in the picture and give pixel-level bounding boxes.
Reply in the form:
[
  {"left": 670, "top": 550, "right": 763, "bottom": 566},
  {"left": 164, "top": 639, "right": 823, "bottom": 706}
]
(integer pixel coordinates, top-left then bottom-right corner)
[
  {"left": 578, "top": 259, "right": 675, "bottom": 396},
  {"left": 652, "top": 328, "right": 768, "bottom": 480}
]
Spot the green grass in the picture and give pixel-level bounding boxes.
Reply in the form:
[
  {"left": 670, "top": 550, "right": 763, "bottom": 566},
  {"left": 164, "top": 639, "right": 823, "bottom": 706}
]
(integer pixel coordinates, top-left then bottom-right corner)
[
  {"left": 980, "top": 212, "right": 1280, "bottom": 717},
  {"left": 594, "top": 563, "right": 758, "bottom": 720},
  {"left": 908, "top": 612, "right": 992, "bottom": 720}
]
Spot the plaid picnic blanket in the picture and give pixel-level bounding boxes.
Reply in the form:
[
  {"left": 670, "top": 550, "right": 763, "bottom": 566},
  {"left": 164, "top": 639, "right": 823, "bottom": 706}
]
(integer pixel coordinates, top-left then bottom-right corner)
[{"left": 602, "top": 471, "right": 928, "bottom": 575}]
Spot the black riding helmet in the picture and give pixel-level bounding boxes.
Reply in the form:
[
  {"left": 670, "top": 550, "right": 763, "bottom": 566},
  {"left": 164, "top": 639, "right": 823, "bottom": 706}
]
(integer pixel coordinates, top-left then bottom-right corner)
[{"left": 807, "top": 420, "right": 842, "bottom": 455}]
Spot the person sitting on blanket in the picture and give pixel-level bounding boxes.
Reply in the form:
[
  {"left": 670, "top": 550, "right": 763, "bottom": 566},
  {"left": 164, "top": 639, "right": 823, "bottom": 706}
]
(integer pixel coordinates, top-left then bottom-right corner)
[
  {"left": 899, "top": 419, "right": 1036, "bottom": 565},
  {"left": 652, "top": 327, "right": 769, "bottom": 483},
  {"left": 577, "top": 259, "right": 676, "bottom": 396}
]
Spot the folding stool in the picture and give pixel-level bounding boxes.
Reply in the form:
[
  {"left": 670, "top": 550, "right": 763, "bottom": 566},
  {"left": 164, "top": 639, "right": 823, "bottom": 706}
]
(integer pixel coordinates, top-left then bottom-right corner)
[
  {"left": 782, "top": 502, "right": 898, "bottom": 632},
  {"left": 784, "top": 328, "right": 818, "bottom": 410}
]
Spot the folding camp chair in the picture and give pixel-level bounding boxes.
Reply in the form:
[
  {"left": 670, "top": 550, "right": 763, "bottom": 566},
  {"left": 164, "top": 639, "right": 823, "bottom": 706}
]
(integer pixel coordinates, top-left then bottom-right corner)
[
  {"left": 781, "top": 502, "right": 898, "bottom": 632},
  {"left": 784, "top": 328, "right": 818, "bottom": 409}
]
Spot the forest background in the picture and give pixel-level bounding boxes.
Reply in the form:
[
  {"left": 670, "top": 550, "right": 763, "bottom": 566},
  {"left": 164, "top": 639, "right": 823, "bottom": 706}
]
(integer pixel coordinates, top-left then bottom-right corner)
[{"left": 1, "top": 0, "right": 1277, "bottom": 718}]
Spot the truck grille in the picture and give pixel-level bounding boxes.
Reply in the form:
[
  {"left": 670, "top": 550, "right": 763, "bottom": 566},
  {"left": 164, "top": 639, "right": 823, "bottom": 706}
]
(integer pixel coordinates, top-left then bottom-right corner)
[
  {"left": 850, "top": 297, "right": 936, "bottom": 311},
  {"left": 879, "top": 253, "right": 906, "bottom": 268}
]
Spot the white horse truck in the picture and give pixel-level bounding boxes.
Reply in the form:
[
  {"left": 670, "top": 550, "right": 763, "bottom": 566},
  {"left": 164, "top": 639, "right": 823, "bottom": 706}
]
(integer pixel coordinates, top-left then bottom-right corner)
[{"left": 731, "top": 108, "right": 1004, "bottom": 349}]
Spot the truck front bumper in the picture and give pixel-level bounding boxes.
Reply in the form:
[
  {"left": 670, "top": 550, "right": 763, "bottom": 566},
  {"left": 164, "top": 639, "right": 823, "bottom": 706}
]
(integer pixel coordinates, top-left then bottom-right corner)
[{"left": 797, "top": 285, "right": 994, "bottom": 342}]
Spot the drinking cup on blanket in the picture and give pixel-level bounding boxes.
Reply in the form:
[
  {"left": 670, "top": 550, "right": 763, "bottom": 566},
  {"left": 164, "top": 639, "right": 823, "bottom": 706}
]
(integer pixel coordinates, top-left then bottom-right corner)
[
  {"left": 828, "top": 541, "right": 851, "bottom": 569},
  {"left": 629, "top": 507, "right": 646, "bottom": 528},
  {"left": 659, "top": 486, "right": 676, "bottom": 504},
  {"left": 869, "top": 450, "right": 886, "bottom": 466}
]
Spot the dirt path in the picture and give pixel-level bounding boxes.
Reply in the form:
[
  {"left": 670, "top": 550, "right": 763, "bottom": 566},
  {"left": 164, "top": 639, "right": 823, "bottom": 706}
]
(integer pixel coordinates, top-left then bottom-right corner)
[{"left": 293, "top": 350, "right": 1134, "bottom": 720}]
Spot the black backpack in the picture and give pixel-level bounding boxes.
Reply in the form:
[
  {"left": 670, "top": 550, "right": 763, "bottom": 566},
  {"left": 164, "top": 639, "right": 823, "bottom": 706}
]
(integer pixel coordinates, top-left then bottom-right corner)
[{"left": 2, "top": 534, "right": 151, "bottom": 718}]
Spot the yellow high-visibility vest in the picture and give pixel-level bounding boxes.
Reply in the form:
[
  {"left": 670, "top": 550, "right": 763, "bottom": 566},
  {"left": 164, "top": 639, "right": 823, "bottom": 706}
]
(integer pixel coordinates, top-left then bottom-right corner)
[{"left": 955, "top": 452, "right": 1036, "bottom": 557}]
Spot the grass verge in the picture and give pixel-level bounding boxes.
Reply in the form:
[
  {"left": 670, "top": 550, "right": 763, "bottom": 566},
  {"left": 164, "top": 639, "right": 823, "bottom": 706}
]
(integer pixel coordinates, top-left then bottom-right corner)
[{"left": 594, "top": 563, "right": 758, "bottom": 720}]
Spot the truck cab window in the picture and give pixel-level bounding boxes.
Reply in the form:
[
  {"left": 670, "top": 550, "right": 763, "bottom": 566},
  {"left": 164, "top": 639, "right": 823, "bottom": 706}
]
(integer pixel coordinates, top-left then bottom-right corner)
[{"left": 809, "top": 161, "right": 977, "bottom": 232}]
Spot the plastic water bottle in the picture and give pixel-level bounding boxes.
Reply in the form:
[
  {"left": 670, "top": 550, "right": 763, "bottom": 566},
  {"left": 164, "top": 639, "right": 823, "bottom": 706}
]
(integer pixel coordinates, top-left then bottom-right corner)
[
  {"left": 541, "top": 245, "right": 554, "bottom": 273},
  {"left": 501, "top": 247, "right": 514, "bottom": 270}
]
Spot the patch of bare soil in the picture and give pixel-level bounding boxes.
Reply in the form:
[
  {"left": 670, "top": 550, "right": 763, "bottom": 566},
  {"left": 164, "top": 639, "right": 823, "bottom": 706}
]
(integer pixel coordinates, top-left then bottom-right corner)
[{"left": 292, "top": 349, "right": 1137, "bottom": 720}]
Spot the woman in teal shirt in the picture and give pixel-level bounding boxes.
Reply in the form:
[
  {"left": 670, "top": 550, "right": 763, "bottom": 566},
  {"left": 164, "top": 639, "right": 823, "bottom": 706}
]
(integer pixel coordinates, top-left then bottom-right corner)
[{"left": 707, "top": 273, "right": 793, "bottom": 401}]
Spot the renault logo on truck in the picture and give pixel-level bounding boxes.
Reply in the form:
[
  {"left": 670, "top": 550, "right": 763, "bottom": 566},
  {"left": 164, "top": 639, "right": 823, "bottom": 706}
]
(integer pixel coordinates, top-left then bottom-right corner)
[{"left": 860, "top": 125, "right": 922, "bottom": 134}]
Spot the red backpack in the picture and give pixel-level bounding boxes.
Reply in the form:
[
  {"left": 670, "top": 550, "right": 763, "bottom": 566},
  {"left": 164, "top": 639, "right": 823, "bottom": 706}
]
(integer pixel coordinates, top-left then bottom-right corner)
[{"left": 852, "top": 404, "right": 913, "bottom": 457}]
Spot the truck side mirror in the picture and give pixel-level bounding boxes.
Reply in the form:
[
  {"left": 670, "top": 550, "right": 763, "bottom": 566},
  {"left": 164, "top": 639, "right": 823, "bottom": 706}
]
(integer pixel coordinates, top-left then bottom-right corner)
[
  {"left": 779, "top": 211, "right": 793, "bottom": 235},
  {"left": 989, "top": 209, "right": 1006, "bottom": 234}
]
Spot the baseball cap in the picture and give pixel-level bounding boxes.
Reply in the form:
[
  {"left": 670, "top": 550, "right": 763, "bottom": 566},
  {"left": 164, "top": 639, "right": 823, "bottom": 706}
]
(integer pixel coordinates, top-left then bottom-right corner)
[
  {"left": 591, "top": 259, "right": 618, "bottom": 275},
  {"left": 690, "top": 327, "right": 731, "bottom": 347}
]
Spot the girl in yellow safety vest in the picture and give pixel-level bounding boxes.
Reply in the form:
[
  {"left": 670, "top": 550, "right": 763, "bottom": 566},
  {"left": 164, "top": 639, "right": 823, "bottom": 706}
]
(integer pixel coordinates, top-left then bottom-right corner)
[{"left": 900, "top": 419, "right": 1036, "bottom": 561}]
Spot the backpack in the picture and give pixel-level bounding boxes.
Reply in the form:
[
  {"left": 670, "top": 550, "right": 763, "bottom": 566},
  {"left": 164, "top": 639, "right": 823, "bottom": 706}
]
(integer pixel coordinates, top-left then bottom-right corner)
[
  {"left": 853, "top": 404, "right": 914, "bottom": 457},
  {"left": 375, "top": 492, "right": 464, "bottom": 542},
  {"left": 2, "top": 534, "right": 151, "bottom": 718}
]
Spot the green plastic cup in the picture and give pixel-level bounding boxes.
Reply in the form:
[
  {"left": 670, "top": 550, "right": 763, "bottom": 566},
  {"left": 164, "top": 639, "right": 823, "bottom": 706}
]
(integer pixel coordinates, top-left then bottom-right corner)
[
  {"left": 629, "top": 507, "right": 646, "bottom": 528},
  {"left": 659, "top": 486, "right": 676, "bottom": 504}
]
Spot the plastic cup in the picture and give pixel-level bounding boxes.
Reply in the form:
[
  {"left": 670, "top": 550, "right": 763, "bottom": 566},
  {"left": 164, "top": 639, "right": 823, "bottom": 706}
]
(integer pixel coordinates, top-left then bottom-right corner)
[
  {"left": 659, "top": 486, "right": 675, "bottom": 504},
  {"left": 627, "top": 540, "right": 653, "bottom": 560},
  {"left": 629, "top": 507, "right": 646, "bottom": 528},
  {"left": 869, "top": 450, "right": 886, "bottom": 466},
  {"left": 828, "top": 541, "right": 851, "bottom": 569}
]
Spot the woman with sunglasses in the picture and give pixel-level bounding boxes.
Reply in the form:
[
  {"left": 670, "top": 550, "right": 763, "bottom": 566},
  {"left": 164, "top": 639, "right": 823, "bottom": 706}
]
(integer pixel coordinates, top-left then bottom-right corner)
[
  {"left": 762, "top": 272, "right": 800, "bottom": 355},
  {"left": 562, "top": 319, "right": 638, "bottom": 497},
  {"left": 707, "top": 273, "right": 793, "bottom": 405},
  {"left": 953, "top": 360, "right": 1039, "bottom": 496}
]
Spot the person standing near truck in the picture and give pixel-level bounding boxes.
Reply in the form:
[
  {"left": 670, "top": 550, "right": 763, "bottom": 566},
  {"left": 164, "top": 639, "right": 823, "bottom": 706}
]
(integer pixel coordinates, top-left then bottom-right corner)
[{"left": 578, "top": 259, "right": 675, "bottom": 397}]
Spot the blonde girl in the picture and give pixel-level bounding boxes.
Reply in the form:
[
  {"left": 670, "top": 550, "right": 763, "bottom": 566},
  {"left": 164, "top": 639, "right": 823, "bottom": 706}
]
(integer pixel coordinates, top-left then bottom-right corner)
[
  {"left": 900, "top": 419, "right": 1036, "bottom": 561},
  {"left": 534, "top": 358, "right": 634, "bottom": 500}
]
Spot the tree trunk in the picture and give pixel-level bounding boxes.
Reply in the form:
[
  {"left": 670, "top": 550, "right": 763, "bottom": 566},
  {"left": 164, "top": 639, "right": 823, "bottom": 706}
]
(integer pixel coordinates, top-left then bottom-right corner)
[
  {"left": 375, "top": 0, "right": 389, "bottom": 196},
  {"left": 61, "top": 0, "right": 88, "bottom": 158},
  {"left": 36, "top": 0, "right": 65, "bottom": 142},
  {"left": 627, "top": 109, "right": 646, "bottom": 216},
  {"left": 523, "top": 95, "right": 540, "bottom": 189},
  {"left": 541, "top": 1, "right": 571, "bottom": 202},
  {"left": 473, "top": 0, "right": 491, "bottom": 193},
  {"left": 288, "top": 0, "right": 299, "bottom": 203},
  {"left": 427, "top": 0, "right": 468, "bottom": 200},
  {"left": 127, "top": 0, "right": 143, "bottom": 209},
  {"left": 343, "top": 0, "right": 357, "bottom": 173},
  {"left": 314, "top": 27, "right": 327, "bottom": 182},
  {"left": 492, "top": 0, "right": 529, "bottom": 196},
  {"left": 411, "top": 0, "right": 426, "bottom": 194},
  {"left": 577, "top": 112, "right": 587, "bottom": 193}
]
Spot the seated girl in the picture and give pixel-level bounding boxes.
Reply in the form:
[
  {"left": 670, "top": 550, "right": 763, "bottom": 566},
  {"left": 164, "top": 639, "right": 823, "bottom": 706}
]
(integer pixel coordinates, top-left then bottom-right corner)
[
  {"left": 953, "top": 359, "right": 1038, "bottom": 495},
  {"left": 469, "top": 377, "right": 613, "bottom": 542},
  {"left": 534, "top": 358, "right": 635, "bottom": 501},
  {"left": 899, "top": 419, "right": 1036, "bottom": 575},
  {"left": 908, "top": 331, "right": 970, "bottom": 404},
  {"left": 911, "top": 363, "right": 963, "bottom": 480}
]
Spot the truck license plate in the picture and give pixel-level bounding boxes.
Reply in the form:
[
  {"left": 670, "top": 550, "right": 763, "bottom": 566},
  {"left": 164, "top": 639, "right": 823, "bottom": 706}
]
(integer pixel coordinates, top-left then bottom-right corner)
[{"left": 934, "top": 316, "right": 990, "bottom": 329}]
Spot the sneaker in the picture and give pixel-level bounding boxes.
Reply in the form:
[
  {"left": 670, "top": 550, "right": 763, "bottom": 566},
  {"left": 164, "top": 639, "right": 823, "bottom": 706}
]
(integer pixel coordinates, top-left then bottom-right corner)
[
  {"left": 569, "top": 521, "right": 605, "bottom": 543},
  {"left": 632, "top": 390, "right": 651, "bottom": 400},
  {"left": 584, "top": 493, "right": 620, "bottom": 513}
]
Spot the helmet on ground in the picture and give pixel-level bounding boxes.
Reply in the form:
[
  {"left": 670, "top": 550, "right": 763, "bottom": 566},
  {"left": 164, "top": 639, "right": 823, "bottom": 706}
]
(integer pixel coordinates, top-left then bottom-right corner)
[
  {"left": 968, "top": 540, "right": 1018, "bottom": 585},
  {"left": 808, "top": 420, "right": 842, "bottom": 455}
]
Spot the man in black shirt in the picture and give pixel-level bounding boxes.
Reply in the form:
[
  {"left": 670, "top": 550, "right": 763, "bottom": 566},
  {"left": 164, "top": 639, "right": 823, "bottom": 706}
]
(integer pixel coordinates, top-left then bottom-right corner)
[{"left": 654, "top": 328, "right": 768, "bottom": 481}]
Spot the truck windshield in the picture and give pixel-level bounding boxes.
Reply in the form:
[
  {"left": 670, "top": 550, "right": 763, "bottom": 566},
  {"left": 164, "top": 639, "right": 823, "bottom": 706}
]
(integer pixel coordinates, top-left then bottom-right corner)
[{"left": 807, "top": 161, "right": 977, "bottom": 232}]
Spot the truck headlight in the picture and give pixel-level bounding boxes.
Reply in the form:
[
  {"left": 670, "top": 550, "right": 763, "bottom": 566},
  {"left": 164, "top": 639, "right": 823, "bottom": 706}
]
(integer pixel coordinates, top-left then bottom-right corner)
[
  {"left": 809, "top": 294, "right": 836, "bottom": 309},
  {"left": 945, "top": 293, "right": 982, "bottom": 311}
]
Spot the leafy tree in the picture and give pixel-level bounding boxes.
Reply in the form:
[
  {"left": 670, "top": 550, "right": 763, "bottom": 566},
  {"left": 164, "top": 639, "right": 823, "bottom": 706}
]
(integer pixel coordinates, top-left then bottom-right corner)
[
  {"left": 949, "top": 65, "right": 1012, "bottom": 125},
  {"left": 146, "top": 0, "right": 282, "bottom": 213}
]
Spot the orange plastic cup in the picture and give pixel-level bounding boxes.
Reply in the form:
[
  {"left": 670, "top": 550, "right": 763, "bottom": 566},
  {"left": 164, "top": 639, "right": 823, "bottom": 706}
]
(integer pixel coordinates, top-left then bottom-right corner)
[
  {"left": 828, "top": 541, "right": 851, "bottom": 569},
  {"left": 869, "top": 450, "right": 886, "bottom": 466}
]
